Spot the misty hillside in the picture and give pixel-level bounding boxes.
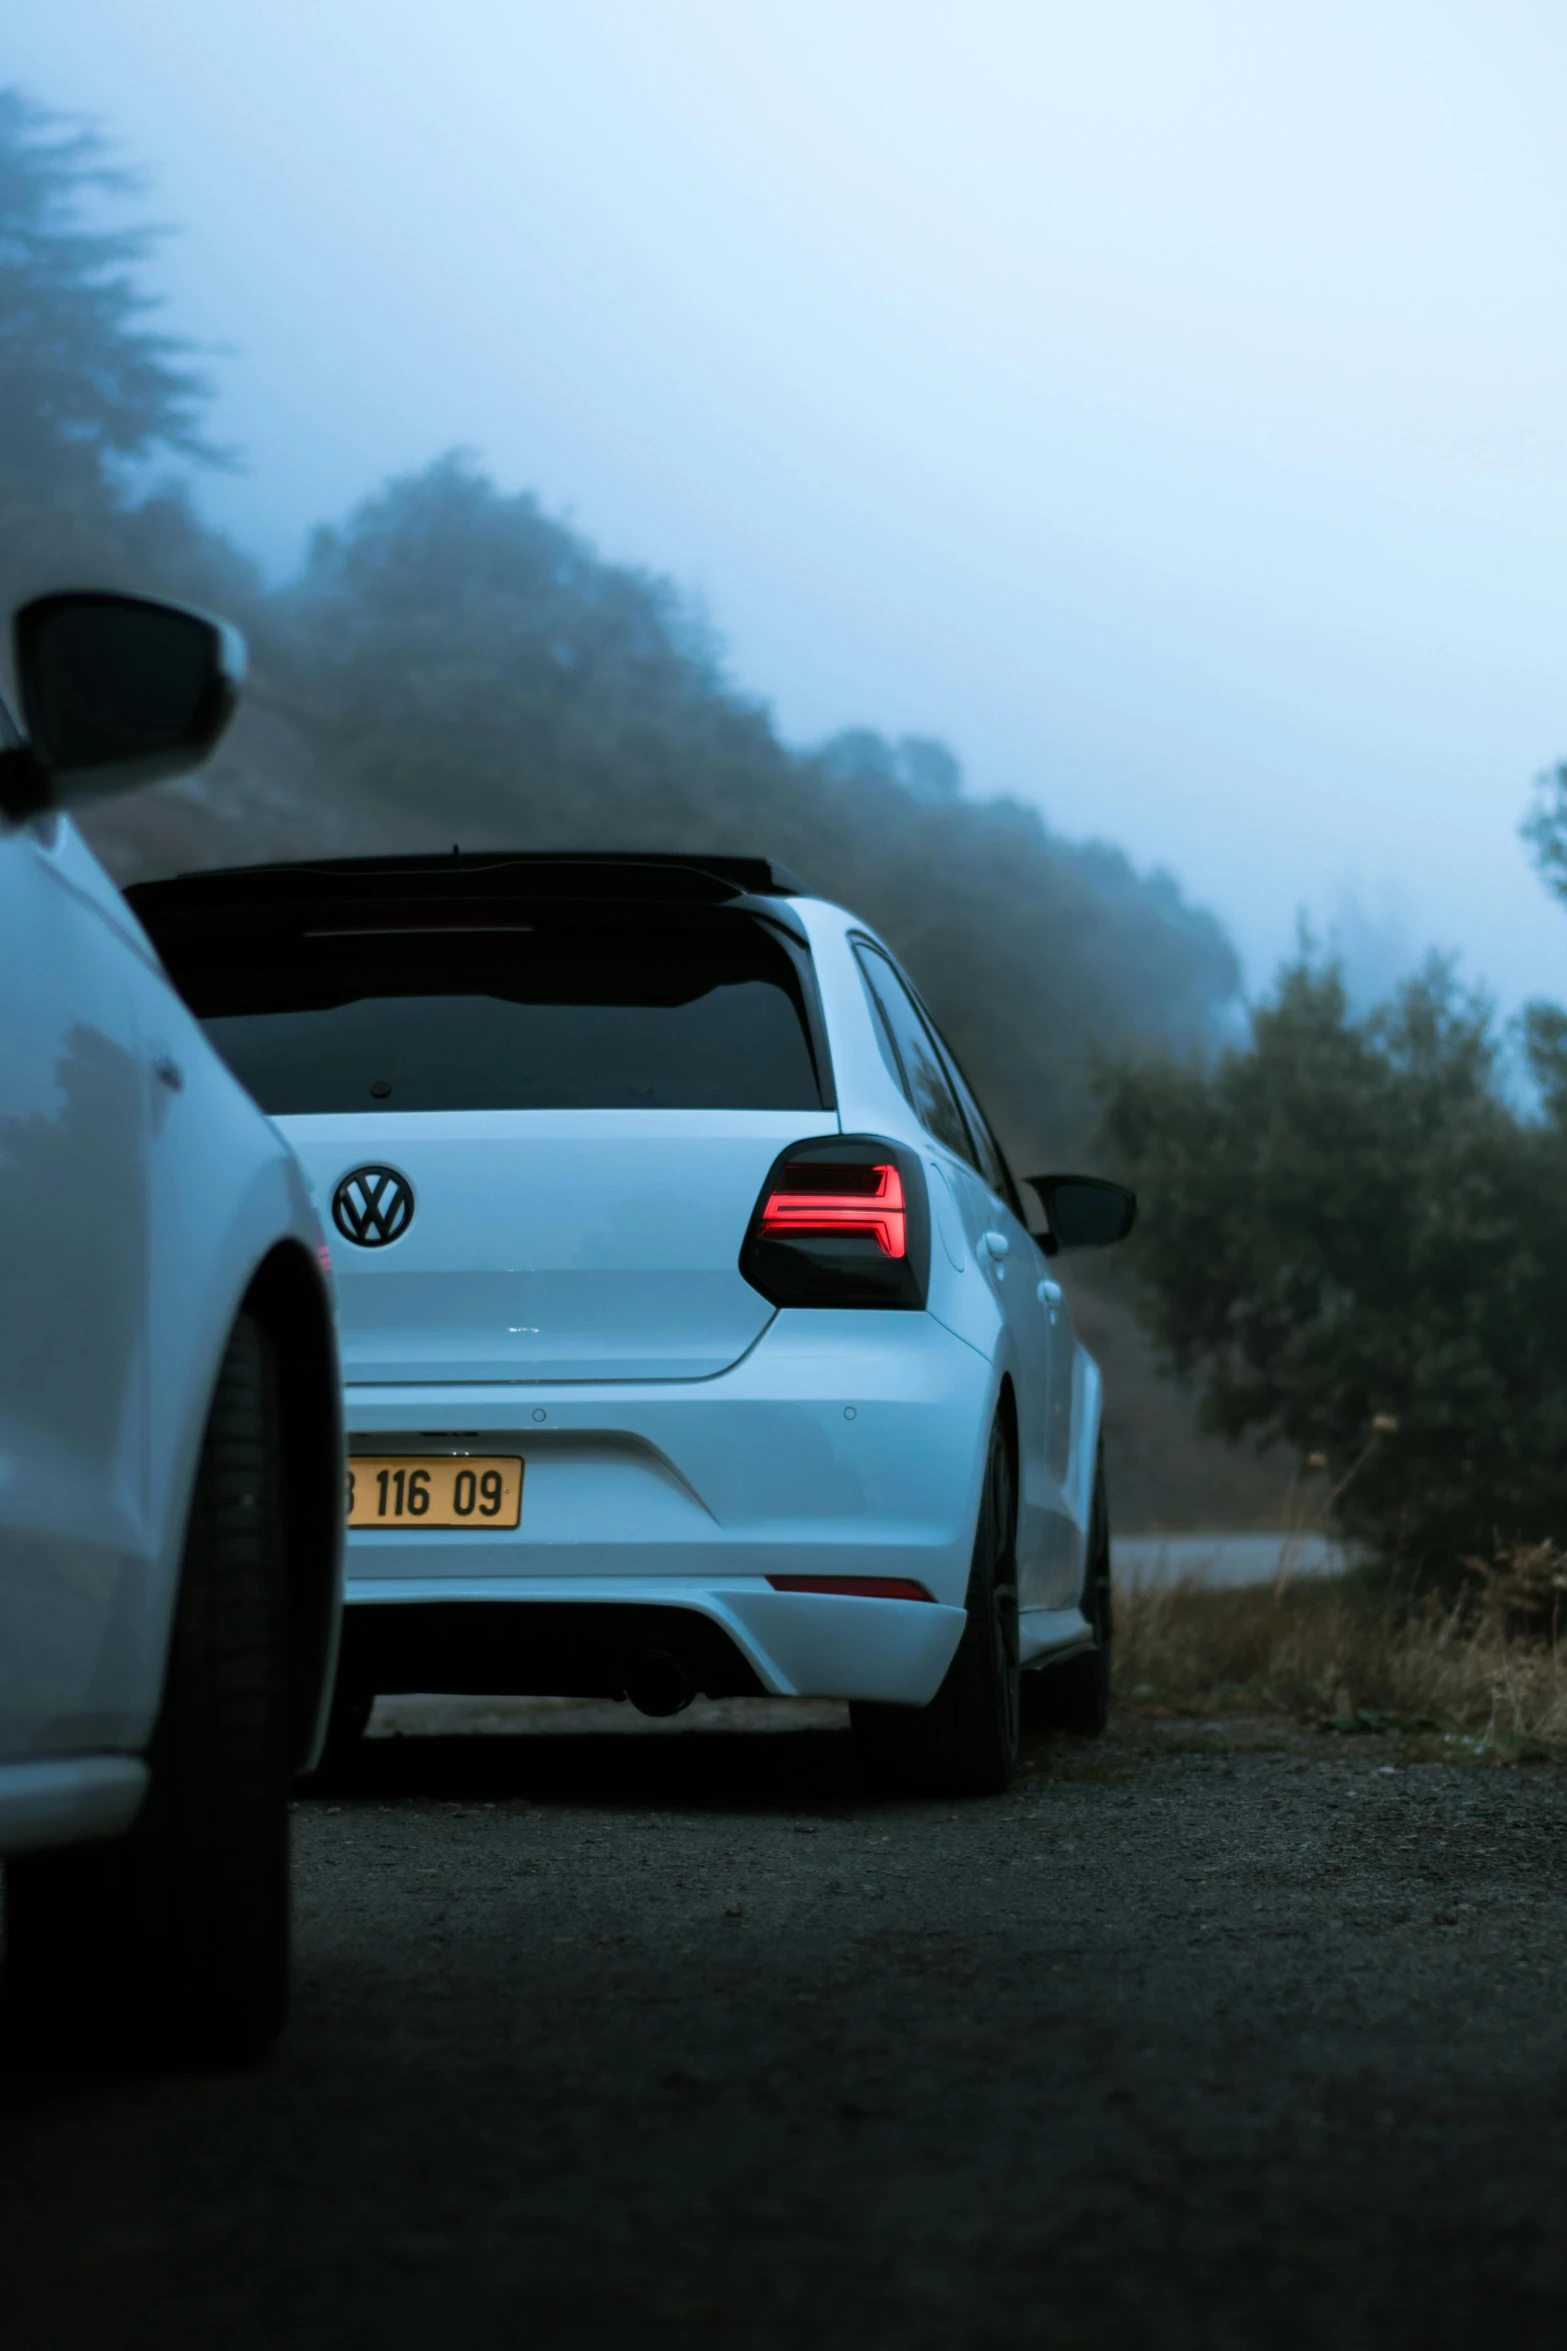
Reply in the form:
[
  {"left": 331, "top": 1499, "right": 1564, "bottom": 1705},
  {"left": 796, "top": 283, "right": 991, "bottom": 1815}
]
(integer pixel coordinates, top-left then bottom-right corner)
[
  {"left": 0, "top": 85, "right": 1283, "bottom": 1529},
  {"left": 67, "top": 455, "right": 1241, "bottom": 1171}
]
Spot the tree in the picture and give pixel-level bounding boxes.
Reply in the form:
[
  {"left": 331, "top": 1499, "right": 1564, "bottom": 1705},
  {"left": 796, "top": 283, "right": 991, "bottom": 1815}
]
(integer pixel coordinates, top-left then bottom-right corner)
[
  {"left": 1100, "top": 957, "right": 1567, "bottom": 1572},
  {"left": 0, "top": 86, "right": 245, "bottom": 617},
  {"left": 0, "top": 87, "right": 217, "bottom": 486},
  {"left": 1522, "top": 762, "right": 1567, "bottom": 913}
]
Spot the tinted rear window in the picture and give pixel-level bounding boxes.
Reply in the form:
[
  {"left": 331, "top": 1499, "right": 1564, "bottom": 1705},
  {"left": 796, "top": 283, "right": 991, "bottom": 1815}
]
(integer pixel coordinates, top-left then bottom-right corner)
[{"left": 169, "top": 917, "right": 826, "bottom": 1113}]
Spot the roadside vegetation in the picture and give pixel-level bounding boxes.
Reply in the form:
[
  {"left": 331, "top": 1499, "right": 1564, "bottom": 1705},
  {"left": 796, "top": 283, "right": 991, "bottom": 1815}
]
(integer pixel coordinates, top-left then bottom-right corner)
[
  {"left": 1102, "top": 960, "right": 1567, "bottom": 1579},
  {"left": 1114, "top": 1549, "right": 1567, "bottom": 1759}
]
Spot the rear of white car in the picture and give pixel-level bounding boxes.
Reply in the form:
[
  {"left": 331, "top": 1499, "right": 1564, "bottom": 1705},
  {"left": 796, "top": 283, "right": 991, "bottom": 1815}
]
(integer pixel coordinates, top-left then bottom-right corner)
[{"left": 135, "top": 851, "right": 1122, "bottom": 1790}]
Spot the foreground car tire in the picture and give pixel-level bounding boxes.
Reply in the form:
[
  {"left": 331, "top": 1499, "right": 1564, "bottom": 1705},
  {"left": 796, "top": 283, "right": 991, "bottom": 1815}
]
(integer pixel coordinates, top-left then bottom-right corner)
[
  {"left": 851, "top": 1421, "right": 1020, "bottom": 1797},
  {"left": 310, "top": 1682, "right": 375, "bottom": 1780},
  {"left": 3, "top": 1314, "right": 292, "bottom": 2066},
  {"left": 1021, "top": 1458, "right": 1111, "bottom": 1736}
]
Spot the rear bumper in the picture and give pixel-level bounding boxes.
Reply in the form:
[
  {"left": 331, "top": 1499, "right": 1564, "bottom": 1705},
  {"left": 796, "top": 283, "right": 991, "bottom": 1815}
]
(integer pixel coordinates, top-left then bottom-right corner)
[
  {"left": 340, "top": 1309, "right": 991, "bottom": 1704},
  {"left": 339, "top": 1582, "right": 967, "bottom": 1705}
]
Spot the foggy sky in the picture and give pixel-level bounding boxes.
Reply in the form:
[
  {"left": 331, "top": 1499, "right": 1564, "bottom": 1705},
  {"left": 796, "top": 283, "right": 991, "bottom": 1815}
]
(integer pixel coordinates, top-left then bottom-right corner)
[{"left": 13, "top": 0, "right": 1567, "bottom": 1009}]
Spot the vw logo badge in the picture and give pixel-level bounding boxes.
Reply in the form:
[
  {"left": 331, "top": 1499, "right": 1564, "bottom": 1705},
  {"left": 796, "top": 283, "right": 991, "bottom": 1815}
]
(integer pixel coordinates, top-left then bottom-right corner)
[{"left": 332, "top": 1164, "right": 415, "bottom": 1249}]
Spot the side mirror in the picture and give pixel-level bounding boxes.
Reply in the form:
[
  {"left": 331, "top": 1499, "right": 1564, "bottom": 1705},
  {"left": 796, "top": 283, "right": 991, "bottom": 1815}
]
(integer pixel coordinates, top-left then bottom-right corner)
[
  {"left": 1025, "top": 1173, "right": 1138, "bottom": 1254},
  {"left": 0, "top": 589, "right": 245, "bottom": 824}
]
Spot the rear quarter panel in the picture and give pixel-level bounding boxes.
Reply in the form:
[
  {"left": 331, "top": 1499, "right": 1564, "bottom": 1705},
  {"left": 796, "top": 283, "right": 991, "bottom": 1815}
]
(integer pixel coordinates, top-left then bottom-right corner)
[
  {"left": 795, "top": 899, "right": 1013, "bottom": 1356},
  {"left": 796, "top": 899, "right": 1095, "bottom": 1587}
]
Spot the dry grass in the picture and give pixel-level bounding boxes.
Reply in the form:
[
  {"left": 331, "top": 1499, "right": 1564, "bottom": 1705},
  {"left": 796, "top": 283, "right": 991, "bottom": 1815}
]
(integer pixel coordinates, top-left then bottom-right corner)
[{"left": 1112, "top": 1546, "right": 1567, "bottom": 1758}]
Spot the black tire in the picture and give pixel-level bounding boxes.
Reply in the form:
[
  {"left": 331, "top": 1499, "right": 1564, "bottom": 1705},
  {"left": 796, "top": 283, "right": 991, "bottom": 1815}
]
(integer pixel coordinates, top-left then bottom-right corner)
[
  {"left": 3, "top": 1313, "right": 292, "bottom": 2066},
  {"left": 1021, "top": 1457, "right": 1111, "bottom": 1736},
  {"left": 311, "top": 1681, "right": 375, "bottom": 1779},
  {"left": 851, "top": 1420, "right": 1020, "bottom": 1797}
]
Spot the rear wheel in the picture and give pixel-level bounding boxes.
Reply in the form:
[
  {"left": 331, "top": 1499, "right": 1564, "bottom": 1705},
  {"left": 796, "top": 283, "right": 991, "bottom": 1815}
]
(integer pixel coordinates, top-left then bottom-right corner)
[
  {"left": 851, "top": 1419, "right": 1019, "bottom": 1796},
  {"left": 1021, "top": 1457, "right": 1111, "bottom": 1736},
  {"left": 3, "top": 1314, "right": 293, "bottom": 2066}
]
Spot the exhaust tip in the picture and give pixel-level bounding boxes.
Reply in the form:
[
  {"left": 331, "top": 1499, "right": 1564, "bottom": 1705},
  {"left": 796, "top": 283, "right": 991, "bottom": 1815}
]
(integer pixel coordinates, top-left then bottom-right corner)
[{"left": 621, "top": 1648, "right": 693, "bottom": 1718}]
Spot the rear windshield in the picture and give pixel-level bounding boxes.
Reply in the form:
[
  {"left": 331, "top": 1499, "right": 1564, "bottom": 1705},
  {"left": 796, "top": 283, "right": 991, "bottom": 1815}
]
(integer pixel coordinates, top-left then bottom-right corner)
[{"left": 168, "top": 915, "right": 826, "bottom": 1113}]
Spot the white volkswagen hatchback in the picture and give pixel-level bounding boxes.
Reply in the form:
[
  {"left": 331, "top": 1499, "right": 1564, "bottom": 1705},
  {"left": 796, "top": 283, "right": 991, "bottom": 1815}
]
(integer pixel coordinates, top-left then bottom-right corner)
[
  {"left": 132, "top": 852, "right": 1134, "bottom": 1795},
  {"left": 0, "top": 593, "right": 342, "bottom": 2062}
]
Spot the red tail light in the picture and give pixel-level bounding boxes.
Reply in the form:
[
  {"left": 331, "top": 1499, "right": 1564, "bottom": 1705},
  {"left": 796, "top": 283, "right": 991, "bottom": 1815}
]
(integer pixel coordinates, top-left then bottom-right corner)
[
  {"left": 759, "top": 1162, "right": 906, "bottom": 1258},
  {"left": 739, "top": 1134, "right": 930, "bottom": 1309}
]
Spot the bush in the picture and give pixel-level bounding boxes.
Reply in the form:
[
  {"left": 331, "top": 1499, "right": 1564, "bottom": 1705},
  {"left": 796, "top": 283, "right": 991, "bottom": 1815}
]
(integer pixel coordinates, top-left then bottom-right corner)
[{"left": 1100, "top": 958, "right": 1567, "bottom": 1574}]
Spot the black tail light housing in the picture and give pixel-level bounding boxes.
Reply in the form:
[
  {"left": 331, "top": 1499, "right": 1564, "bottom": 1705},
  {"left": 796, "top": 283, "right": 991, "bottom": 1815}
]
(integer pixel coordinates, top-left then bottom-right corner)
[{"left": 739, "top": 1134, "right": 931, "bottom": 1309}]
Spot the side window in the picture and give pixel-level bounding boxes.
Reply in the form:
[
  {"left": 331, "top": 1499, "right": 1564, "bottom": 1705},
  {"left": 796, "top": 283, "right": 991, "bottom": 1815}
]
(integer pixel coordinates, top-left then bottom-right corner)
[
  {"left": 855, "top": 948, "right": 911, "bottom": 1101},
  {"left": 935, "top": 1046, "right": 1014, "bottom": 1206},
  {"left": 853, "top": 943, "right": 975, "bottom": 1167}
]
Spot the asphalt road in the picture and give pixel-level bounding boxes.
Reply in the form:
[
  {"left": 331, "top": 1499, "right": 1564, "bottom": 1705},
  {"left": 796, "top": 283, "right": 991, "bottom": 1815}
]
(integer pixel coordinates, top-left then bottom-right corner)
[{"left": 3, "top": 1698, "right": 1566, "bottom": 2351}]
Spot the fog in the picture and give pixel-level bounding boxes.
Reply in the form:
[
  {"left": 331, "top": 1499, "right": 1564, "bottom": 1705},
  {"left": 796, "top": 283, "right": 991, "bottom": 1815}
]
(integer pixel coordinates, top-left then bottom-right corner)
[{"left": 12, "top": 0, "right": 1567, "bottom": 1005}]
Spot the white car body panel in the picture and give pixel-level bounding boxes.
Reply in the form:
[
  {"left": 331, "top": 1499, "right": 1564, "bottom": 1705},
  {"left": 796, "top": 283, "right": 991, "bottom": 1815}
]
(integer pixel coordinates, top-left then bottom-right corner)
[
  {"left": 285, "top": 1109, "right": 807, "bottom": 1383},
  {"left": 0, "top": 813, "right": 341, "bottom": 1848},
  {"left": 342, "top": 1310, "right": 991, "bottom": 1577},
  {"left": 252, "top": 883, "right": 1103, "bottom": 1708},
  {"left": 0, "top": 822, "right": 151, "bottom": 1756}
]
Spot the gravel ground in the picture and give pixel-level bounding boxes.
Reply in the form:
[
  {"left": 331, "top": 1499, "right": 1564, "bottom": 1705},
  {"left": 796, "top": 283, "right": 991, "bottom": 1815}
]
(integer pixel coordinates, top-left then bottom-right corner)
[{"left": 3, "top": 1699, "right": 1566, "bottom": 2351}]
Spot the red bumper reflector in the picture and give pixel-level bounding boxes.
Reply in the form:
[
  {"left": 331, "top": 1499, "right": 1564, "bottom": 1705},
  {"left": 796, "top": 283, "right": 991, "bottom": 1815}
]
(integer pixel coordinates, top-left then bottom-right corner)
[
  {"left": 766, "top": 1574, "right": 935, "bottom": 1602},
  {"left": 759, "top": 1162, "right": 907, "bottom": 1257}
]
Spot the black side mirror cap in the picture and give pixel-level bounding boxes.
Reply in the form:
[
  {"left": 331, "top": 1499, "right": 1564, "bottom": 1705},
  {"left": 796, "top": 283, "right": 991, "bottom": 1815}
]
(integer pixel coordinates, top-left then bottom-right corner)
[
  {"left": 0, "top": 589, "right": 245, "bottom": 824},
  {"left": 1025, "top": 1173, "right": 1138, "bottom": 1253}
]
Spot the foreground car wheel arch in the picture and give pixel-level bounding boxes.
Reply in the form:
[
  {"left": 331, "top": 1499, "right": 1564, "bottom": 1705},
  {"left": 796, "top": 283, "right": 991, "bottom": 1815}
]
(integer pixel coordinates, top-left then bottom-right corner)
[
  {"left": 849, "top": 1413, "right": 1020, "bottom": 1797},
  {"left": 242, "top": 1241, "right": 344, "bottom": 1773}
]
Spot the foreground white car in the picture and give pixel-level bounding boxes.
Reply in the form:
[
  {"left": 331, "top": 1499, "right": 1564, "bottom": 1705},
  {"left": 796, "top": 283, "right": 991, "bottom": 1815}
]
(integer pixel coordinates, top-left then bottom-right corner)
[
  {"left": 133, "top": 851, "right": 1134, "bottom": 1794},
  {"left": 0, "top": 593, "right": 342, "bottom": 2062}
]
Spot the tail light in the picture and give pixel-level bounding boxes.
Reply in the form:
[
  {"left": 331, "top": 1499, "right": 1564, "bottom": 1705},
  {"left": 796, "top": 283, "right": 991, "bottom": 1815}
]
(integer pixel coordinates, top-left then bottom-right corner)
[
  {"left": 762, "top": 1160, "right": 906, "bottom": 1256},
  {"left": 740, "top": 1134, "right": 930, "bottom": 1308}
]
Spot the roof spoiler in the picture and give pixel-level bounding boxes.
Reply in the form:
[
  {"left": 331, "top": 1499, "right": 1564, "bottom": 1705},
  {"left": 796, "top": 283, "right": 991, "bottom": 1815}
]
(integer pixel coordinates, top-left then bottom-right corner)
[{"left": 127, "top": 851, "right": 808, "bottom": 913}]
